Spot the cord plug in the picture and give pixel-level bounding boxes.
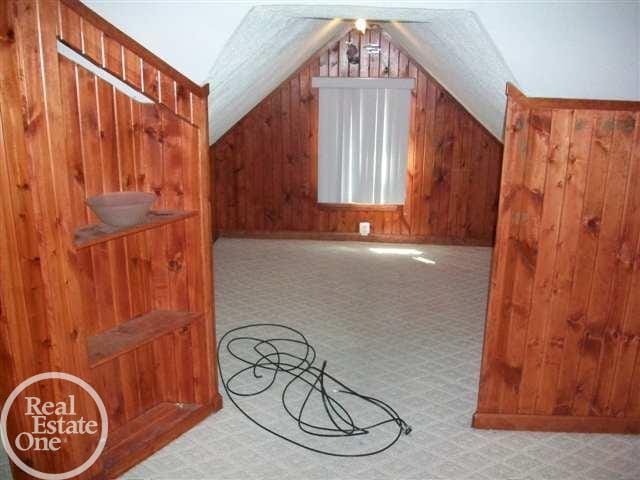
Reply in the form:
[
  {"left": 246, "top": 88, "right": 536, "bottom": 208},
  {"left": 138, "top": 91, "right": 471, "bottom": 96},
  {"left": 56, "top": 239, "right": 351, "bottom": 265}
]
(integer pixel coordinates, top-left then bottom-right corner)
[{"left": 398, "top": 420, "right": 412, "bottom": 435}]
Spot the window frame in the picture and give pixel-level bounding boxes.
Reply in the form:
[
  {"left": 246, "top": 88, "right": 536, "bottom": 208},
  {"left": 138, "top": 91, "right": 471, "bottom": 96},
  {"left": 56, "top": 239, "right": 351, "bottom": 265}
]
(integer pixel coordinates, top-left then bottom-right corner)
[{"left": 311, "top": 77, "right": 415, "bottom": 211}]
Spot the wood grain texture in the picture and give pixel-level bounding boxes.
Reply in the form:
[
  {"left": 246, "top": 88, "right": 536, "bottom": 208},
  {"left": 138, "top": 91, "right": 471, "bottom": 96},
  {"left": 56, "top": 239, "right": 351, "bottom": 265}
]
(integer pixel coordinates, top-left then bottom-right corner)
[
  {"left": 0, "top": 2, "right": 219, "bottom": 478},
  {"left": 57, "top": 0, "right": 201, "bottom": 123},
  {"left": 59, "top": 51, "right": 220, "bottom": 476},
  {"left": 87, "top": 310, "right": 202, "bottom": 367},
  {"left": 212, "top": 29, "right": 503, "bottom": 245},
  {"left": 475, "top": 85, "right": 640, "bottom": 433},
  {"left": 507, "top": 83, "right": 640, "bottom": 112},
  {"left": 473, "top": 412, "right": 640, "bottom": 434},
  {"left": 74, "top": 210, "right": 198, "bottom": 249},
  {"left": 103, "top": 402, "right": 217, "bottom": 479},
  {"left": 58, "top": 0, "right": 207, "bottom": 99}
]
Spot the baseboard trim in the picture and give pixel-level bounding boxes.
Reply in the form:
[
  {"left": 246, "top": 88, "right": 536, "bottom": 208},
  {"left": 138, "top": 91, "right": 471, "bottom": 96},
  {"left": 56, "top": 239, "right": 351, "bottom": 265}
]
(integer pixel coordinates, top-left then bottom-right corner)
[
  {"left": 217, "top": 230, "right": 494, "bottom": 247},
  {"left": 472, "top": 412, "right": 640, "bottom": 434}
]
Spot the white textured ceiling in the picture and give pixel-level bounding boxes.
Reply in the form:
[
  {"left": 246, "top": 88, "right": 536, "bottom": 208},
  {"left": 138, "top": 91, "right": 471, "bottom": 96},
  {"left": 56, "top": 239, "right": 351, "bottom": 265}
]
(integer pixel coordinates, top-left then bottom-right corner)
[{"left": 207, "top": 5, "right": 517, "bottom": 143}]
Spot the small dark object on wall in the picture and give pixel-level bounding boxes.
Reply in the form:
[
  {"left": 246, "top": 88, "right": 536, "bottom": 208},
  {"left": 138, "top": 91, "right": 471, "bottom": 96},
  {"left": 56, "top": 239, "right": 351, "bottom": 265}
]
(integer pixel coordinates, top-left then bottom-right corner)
[{"left": 346, "top": 42, "right": 359, "bottom": 64}]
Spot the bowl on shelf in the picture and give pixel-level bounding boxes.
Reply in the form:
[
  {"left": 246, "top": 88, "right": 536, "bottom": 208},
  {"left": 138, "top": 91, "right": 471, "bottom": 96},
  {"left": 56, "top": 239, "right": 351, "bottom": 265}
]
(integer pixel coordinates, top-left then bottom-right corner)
[{"left": 86, "top": 192, "right": 157, "bottom": 227}]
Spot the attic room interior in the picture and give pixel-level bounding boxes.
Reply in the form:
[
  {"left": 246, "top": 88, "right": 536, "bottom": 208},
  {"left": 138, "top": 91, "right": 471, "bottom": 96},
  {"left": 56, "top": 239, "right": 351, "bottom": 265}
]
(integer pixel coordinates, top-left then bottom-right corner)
[{"left": 0, "top": 1, "right": 639, "bottom": 479}]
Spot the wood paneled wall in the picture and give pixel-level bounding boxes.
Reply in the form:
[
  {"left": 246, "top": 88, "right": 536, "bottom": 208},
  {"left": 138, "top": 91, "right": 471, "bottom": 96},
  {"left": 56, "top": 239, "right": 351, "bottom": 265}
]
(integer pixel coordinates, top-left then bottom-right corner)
[
  {"left": 212, "top": 29, "right": 503, "bottom": 245},
  {"left": 474, "top": 84, "right": 640, "bottom": 433},
  {"left": 0, "top": 1, "right": 217, "bottom": 477},
  {"left": 58, "top": 54, "right": 211, "bottom": 430},
  {"left": 57, "top": 0, "right": 207, "bottom": 123}
]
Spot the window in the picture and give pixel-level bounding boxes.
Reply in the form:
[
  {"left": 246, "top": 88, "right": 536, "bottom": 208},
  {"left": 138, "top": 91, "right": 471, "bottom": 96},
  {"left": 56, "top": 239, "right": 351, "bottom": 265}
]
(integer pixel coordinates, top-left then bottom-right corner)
[{"left": 312, "top": 77, "right": 414, "bottom": 205}]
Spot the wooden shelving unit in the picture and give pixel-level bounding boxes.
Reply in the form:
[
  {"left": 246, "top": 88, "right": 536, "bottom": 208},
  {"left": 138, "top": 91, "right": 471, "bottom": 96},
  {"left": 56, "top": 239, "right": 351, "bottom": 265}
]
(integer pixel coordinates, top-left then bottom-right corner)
[
  {"left": 74, "top": 210, "right": 198, "bottom": 249},
  {"left": 0, "top": 1, "right": 221, "bottom": 478},
  {"left": 87, "top": 310, "right": 202, "bottom": 367}
]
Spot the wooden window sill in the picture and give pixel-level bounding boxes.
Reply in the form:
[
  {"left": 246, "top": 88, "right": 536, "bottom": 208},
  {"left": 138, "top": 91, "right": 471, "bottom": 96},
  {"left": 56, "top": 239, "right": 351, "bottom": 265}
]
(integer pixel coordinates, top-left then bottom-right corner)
[{"left": 317, "top": 203, "right": 403, "bottom": 212}]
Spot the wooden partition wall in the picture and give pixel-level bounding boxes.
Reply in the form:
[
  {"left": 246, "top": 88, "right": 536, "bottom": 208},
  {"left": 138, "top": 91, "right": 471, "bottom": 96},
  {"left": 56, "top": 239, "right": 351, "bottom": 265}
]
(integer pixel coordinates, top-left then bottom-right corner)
[
  {"left": 474, "top": 84, "right": 640, "bottom": 433},
  {"left": 0, "top": 1, "right": 218, "bottom": 478},
  {"left": 212, "top": 29, "right": 503, "bottom": 246}
]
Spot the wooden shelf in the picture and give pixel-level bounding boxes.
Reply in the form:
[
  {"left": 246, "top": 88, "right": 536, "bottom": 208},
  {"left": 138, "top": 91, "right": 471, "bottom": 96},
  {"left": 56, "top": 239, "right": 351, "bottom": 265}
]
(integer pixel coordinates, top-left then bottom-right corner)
[
  {"left": 103, "top": 402, "right": 215, "bottom": 478},
  {"left": 87, "top": 310, "right": 202, "bottom": 367},
  {"left": 73, "top": 209, "right": 198, "bottom": 249}
]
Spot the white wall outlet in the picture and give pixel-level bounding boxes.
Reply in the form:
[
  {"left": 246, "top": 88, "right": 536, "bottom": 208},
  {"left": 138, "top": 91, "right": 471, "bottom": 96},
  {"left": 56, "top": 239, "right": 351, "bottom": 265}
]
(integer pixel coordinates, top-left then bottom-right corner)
[{"left": 359, "top": 222, "right": 371, "bottom": 236}]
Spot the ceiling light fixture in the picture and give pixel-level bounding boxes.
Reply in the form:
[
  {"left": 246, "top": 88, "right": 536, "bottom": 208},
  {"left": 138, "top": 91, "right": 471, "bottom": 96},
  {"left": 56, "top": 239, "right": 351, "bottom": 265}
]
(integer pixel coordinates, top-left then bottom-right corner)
[{"left": 355, "top": 18, "right": 367, "bottom": 34}]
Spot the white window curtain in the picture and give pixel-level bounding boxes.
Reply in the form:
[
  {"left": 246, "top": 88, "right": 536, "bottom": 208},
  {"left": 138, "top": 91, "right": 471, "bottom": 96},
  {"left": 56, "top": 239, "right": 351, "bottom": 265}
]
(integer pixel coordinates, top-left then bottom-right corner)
[{"left": 313, "top": 77, "right": 414, "bottom": 205}]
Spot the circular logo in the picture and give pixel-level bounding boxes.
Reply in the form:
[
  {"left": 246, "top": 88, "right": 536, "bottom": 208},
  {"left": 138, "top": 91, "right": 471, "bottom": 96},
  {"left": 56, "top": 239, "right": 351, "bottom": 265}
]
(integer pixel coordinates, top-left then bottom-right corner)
[{"left": 0, "top": 372, "right": 108, "bottom": 480}]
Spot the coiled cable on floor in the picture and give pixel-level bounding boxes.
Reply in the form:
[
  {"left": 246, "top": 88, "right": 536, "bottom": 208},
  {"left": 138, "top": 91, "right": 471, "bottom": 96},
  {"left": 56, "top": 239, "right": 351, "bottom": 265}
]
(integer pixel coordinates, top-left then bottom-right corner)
[{"left": 217, "top": 323, "right": 411, "bottom": 457}]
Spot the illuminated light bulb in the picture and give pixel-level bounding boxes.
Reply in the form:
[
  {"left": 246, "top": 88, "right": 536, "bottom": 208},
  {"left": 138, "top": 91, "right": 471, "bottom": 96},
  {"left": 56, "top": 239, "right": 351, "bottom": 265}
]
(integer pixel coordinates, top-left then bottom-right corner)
[{"left": 355, "top": 18, "right": 367, "bottom": 34}]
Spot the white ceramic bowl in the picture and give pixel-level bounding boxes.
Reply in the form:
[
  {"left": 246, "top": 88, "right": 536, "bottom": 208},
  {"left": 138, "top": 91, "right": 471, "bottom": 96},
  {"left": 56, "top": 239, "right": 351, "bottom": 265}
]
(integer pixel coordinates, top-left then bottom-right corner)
[{"left": 86, "top": 192, "right": 157, "bottom": 227}]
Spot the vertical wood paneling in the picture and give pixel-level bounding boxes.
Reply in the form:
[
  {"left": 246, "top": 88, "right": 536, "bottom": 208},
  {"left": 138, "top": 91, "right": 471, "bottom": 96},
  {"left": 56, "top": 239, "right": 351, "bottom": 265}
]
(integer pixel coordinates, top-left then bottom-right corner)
[
  {"left": 484, "top": 140, "right": 502, "bottom": 236},
  {"left": 213, "top": 29, "right": 503, "bottom": 244},
  {"left": 135, "top": 343, "right": 157, "bottom": 411},
  {"left": 272, "top": 90, "right": 286, "bottom": 230},
  {"left": 475, "top": 85, "right": 640, "bottom": 433},
  {"left": 56, "top": 52, "right": 212, "bottom": 425},
  {"left": 58, "top": 0, "right": 204, "bottom": 122},
  {"left": 153, "top": 334, "right": 177, "bottom": 403},
  {"left": 60, "top": 56, "right": 102, "bottom": 332},
  {"left": 546, "top": 111, "right": 596, "bottom": 415},
  {"left": 478, "top": 100, "right": 531, "bottom": 414},
  {"left": 447, "top": 111, "right": 465, "bottom": 238},
  {"left": 586, "top": 112, "right": 637, "bottom": 416},
  {"left": 3, "top": 0, "right": 103, "bottom": 474},
  {"left": 511, "top": 108, "right": 555, "bottom": 415},
  {"left": 118, "top": 352, "right": 142, "bottom": 420},
  {"left": 163, "top": 112, "right": 189, "bottom": 311},
  {"left": 159, "top": 73, "right": 176, "bottom": 111},
  {"left": 530, "top": 109, "right": 574, "bottom": 415},
  {"left": 418, "top": 72, "right": 436, "bottom": 237},
  {"left": 75, "top": 66, "right": 116, "bottom": 336},
  {"left": 123, "top": 47, "right": 142, "bottom": 90},
  {"left": 0, "top": 2, "right": 44, "bottom": 458},
  {"left": 81, "top": 17, "right": 102, "bottom": 61},
  {"left": 59, "top": 1, "right": 82, "bottom": 48},
  {"left": 92, "top": 360, "right": 126, "bottom": 429},
  {"left": 175, "top": 84, "right": 190, "bottom": 120},
  {"left": 142, "top": 62, "right": 159, "bottom": 102},
  {"left": 280, "top": 79, "right": 293, "bottom": 229},
  {"left": 103, "top": 34, "right": 122, "bottom": 76},
  {"left": 300, "top": 65, "right": 313, "bottom": 230},
  {"left": 558, "top": 112, "right": 615, "bottom": 415},
  {"left": 609, "top": 118, "right": 640, "bottom": 416},
  {"left": 174, "top": 326, "right": 195, "bottom": 403},
  {"left": 465, "top": 126, "right": 490, "bottom": 239},
  {"left": 2, "top": 1, "right": 219, "bottom": 477}
]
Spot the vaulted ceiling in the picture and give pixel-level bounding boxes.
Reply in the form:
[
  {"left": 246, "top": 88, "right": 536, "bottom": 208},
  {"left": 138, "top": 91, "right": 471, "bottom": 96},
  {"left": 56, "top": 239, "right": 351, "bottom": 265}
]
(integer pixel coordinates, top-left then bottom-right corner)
[{"left": 206, "top": 6, "right": 517, "bottom": 143}]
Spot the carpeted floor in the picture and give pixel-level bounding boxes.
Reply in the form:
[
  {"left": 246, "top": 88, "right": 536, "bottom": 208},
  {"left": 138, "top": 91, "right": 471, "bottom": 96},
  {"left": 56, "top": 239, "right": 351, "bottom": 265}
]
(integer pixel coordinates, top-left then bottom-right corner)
[{"left": 2, "top": 238, "right": 639, "bottom": 479}]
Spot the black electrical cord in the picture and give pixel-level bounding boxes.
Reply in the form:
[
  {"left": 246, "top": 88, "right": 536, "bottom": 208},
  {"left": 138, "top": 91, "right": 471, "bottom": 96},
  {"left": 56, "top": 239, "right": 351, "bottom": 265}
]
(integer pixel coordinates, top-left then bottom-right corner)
[{"left": 217, "top": 323, "right": 412, "bottom": 457}]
